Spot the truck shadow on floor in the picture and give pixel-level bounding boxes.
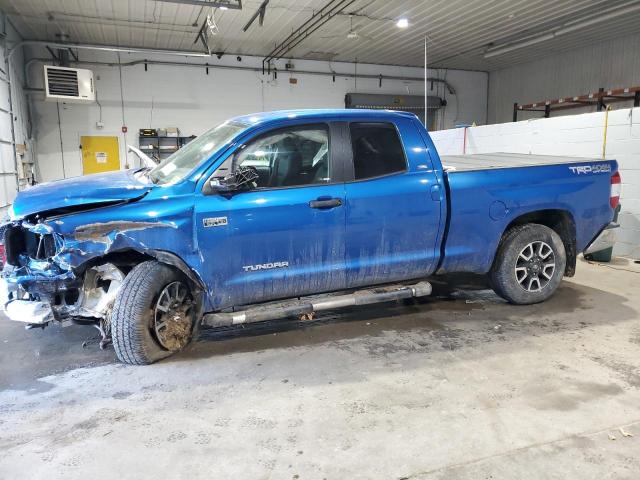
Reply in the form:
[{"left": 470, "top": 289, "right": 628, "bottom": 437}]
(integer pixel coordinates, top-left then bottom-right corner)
[
  {"left": 1, "top": 272, "right": 635, "bottom": 388},
  {"left": 181, "top": 274, "right": 635, "bottom": 361}
]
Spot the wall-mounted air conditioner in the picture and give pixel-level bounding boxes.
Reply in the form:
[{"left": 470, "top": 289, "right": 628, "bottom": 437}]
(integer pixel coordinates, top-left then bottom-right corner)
[{"left": 44, "top": 65, "right": 95, "bottom": 104}]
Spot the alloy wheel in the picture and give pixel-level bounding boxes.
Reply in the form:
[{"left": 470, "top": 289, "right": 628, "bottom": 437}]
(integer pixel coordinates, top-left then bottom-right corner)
[
  {"left": 152, "top": 281, "right": 193, "bottom": 351},
  {"left": 514, "top": 241, "right": 556, "bottom": 292}
]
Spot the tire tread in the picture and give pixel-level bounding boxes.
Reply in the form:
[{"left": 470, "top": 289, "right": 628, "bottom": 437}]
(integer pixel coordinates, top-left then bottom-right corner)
[{"left": 112, "top": 261, "right": 170, "bottom": 365}]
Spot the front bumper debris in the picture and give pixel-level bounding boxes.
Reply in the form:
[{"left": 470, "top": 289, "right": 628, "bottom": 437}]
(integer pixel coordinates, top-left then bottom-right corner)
[
  {"left": 584, "top": 222, "right": 619, "bottom": 255},
  {"left": 0, "top": 274, "right": 63, "bottom": 325},
  {"left": 5, "top": 299, "right": 53, "bottom": 324},
  {"left": 1, "top": 262, "right": 124, "bottom": 326}
]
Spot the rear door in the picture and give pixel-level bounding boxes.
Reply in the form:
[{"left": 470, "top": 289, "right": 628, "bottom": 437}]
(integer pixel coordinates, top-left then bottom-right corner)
[
  {"left": 343, "top": 119, "right": 442, "bottom": 287},
  {"left": 194, "top": 123, "right": 347, "bottom": 309}
]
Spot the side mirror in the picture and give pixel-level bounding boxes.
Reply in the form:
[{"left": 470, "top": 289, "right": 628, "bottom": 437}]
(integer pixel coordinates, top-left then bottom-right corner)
[{"left": 203, "top": 177, "right": 234, "bottom": 196}]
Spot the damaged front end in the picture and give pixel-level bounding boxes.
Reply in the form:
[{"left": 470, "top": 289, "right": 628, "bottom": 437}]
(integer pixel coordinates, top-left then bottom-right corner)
[{"left": 0, "top": 220, "right": 125, "bottom": 347}]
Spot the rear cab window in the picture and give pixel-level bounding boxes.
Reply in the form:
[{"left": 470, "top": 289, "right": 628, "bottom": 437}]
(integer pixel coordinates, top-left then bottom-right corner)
[{"left": 349, "top": 122, "right": 408, "bottom": 180}]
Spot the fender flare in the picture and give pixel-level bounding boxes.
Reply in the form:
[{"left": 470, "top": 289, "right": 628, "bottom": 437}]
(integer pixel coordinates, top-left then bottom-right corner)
[{"left": 146, "top": 249, "right": 206, "bottom": 291}]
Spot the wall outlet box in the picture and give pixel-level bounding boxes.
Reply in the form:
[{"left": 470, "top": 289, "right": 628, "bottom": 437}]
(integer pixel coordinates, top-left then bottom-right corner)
[{"left": 96, "top": 121, "right": 104, "bottom": 129}]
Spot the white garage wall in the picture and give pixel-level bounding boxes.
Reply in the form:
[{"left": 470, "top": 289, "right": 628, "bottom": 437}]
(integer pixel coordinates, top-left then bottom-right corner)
[
  {"left": 25, "top": 49, "right": 488, "bottom": 183},
  {"left": 430, "top": 108, "right": 640, "bottom": 259},
  {"left": 488, "top": 31, "right": 640, "bottom": 124},
  {"left": 0, "top": 15, "right": 33, "bottom": 216}
]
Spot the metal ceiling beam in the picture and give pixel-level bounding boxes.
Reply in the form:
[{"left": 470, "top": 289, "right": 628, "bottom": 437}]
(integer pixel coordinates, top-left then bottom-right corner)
[
  {"left": 242, "top": 0, "right": 269, "bottom": 32},
  {"left": 194, "top": 20, "right": 211, "bottom": 54},
  {"left": 153, "top": 0, "right": 242, "bottom": 9}
]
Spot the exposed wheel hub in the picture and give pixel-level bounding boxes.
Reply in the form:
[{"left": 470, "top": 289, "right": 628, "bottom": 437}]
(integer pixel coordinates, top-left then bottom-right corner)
[
  {"left": 515, "top": 241, "right": 556, "bottom": 292},
  {"left": 153, "top": 281, "right": 193, "bottom": 351}
]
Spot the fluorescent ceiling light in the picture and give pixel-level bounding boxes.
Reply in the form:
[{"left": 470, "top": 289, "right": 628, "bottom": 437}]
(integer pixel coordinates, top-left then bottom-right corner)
[
  {"left": 396, "top": 18, "right": 409, "bottom": 28},
  {"left": 484, "top": 2, "right": 640, "bottom": 58},
  {"left": 28, "top": 41, "right": 211, "bottom": 58},
  {"left": 484, "top": 33, "right": 554, "bottom": 58}
]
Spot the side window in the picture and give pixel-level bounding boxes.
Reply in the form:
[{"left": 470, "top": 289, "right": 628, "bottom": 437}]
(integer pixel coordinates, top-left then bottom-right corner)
[
  {"left": 349, "top": 123, "right": 407, "bottom": 180},
  {"left": 228, "top": 126, "right": 330, "bottom": 189}
]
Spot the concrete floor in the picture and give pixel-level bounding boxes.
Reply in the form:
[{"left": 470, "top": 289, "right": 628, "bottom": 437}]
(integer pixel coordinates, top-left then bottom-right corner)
[{"left": 1, "top": 258, "right": 640, "bottom": 479}]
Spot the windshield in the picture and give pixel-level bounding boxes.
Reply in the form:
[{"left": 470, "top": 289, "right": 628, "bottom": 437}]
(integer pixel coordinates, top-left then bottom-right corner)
[{"left": 148, "top": 120, "right": 248, "bottom": 185}]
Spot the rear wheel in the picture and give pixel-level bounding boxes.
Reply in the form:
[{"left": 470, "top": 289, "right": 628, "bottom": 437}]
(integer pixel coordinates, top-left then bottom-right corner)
[
  {"left": 111, "top": 261, "right": 195, "bottom": 365},
  {"left": 490, "top": 224, "right": 566, "bottom": 305}
]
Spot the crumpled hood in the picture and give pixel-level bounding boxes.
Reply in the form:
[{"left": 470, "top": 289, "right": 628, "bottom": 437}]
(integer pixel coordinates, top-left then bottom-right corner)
[{"left": 11, "top": 169, "right": 152, "bottom": 220}]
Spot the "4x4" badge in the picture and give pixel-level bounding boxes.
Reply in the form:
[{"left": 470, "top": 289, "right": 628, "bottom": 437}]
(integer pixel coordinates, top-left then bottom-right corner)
[{"left": 203, "top": 217, "right": 228, "bottom": 227}]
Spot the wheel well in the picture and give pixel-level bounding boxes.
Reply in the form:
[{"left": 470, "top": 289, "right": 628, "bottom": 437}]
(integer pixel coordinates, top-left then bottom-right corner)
[
  {"left": 100, "top": 250, "right": 154, "bottom": 275},
  {"left": 82, "top": 249, "right": 204, "bottom": 290},
  {"left": 503, "top": 210, "right": 576, "bottom": 277}
]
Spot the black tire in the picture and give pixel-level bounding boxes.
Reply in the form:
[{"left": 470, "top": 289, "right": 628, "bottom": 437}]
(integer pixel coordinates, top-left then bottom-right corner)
[
  {"left": 112, "top": 261, "right": 195, "bottom": 365},
  {"left": 490, "top": 224, "right": 566, "bottom": 305}
]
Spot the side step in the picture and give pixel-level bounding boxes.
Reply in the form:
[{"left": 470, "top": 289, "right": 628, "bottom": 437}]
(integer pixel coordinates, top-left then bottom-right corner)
[{"left": 202, "top": 281, "right": 432, "bottom": 327}]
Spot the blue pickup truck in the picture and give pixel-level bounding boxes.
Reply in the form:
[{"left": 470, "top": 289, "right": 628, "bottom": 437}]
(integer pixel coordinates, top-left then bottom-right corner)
[{"left": 0, "top": 110, "right": 620, "bottom": 364}]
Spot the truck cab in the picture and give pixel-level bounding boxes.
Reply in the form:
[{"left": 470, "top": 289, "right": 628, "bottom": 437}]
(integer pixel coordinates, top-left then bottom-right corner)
[{"left": 193, "top": 111, "right": 444, "bottom": 308}]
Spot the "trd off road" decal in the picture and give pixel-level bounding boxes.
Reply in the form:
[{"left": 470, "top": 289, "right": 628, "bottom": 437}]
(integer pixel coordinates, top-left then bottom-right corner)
[{"left": 568, "top": 164, "right": 612, "bottom": 175}]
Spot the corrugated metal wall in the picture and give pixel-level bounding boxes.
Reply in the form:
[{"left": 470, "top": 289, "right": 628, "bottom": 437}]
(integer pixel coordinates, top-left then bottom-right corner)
[
  {"left": 0, "top": 13, "right": 32, "bottom": 216},
  {"left": 0, "top": 13, "right": 16, "bottom": 215},
  {"left": 488, "top": 30, "right": 640, "bottom": 124}
]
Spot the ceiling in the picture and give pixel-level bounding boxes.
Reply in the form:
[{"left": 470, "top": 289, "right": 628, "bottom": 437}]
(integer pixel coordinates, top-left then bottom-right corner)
[{"left": 2, "top": 0, "right": 640, "bottom": 71}]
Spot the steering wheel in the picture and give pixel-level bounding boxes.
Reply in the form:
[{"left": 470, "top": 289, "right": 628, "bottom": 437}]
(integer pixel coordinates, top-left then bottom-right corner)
[{"left": 229, "top": 165, "right": 259, "bottom": 190}]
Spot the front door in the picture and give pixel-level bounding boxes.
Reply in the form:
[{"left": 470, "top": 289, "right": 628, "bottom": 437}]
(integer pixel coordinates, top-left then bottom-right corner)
[{"left": 195, "top": 123, "right": 346, "bottom": 310}]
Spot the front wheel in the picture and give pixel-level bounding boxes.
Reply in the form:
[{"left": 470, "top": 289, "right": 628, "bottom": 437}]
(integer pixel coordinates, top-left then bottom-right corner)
[
  {"left": 111, "top": 261, "right": 195, "bottom": 365},
  {"left": 490, "top": 224, "right": 566, "bottom": 305}
]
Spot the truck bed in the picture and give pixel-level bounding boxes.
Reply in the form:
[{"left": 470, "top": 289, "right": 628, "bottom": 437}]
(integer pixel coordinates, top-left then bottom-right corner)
[
  {"left": 440, "top": 152, "right": 601, "bottom": 171},
  {"left": 437, "top": 155, "right": 616, "bottom": 275}
]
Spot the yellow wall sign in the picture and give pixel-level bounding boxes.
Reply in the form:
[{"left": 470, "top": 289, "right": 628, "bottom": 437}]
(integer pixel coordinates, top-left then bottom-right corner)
[{"left": 80, "top": 136, "right": 120, "bottom": 175}]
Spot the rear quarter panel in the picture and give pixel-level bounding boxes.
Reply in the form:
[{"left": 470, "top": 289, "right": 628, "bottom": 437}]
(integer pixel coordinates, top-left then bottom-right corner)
[{"left": 439, "top": 160, "right": 617, "bottom": 274}]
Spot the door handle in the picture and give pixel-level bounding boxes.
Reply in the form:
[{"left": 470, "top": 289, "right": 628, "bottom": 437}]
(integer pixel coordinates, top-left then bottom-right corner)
[{"left": 309, "top": 198, "right": 342, "bottom": 209}]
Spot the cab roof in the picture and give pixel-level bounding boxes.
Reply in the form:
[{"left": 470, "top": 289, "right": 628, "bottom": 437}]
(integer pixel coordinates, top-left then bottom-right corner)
[{"left": 231, "top": 109, "right": 418, "bottom": 126}]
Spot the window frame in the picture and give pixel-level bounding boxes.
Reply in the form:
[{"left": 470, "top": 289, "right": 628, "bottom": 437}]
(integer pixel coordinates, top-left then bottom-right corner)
[
  {"left": 205, "top": 122, "right": 341, "bottom": 193},
  {"left": 345, "top": 121, "right": 410, "bottom": 183}
]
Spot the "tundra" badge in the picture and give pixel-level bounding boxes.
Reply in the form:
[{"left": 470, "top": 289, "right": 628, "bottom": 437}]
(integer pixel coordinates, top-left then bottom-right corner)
[{"left": 243, "top": 262, "right": 289, "bottom": 272}]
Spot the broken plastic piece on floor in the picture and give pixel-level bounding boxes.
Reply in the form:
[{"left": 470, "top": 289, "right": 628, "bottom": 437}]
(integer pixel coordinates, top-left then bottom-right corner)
[{"left": 5, "top": 300, "right": 53, "bottom": 324}]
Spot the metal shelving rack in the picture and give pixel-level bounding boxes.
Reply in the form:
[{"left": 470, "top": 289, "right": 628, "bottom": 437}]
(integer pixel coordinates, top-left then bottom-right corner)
[
  {"left": 138, "top": 132, "right": 194, "bottom": 162},
  {"left": 513, "top": 85, "right": 640, "bottom": 121}
]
